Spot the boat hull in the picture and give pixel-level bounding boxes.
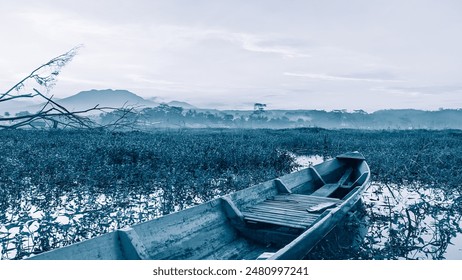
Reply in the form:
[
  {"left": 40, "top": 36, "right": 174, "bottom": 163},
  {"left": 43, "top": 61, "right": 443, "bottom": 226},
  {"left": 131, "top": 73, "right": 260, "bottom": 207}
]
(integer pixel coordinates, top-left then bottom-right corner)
[{"left": 29, "top": 152, "right": 370, "bottom": 260}]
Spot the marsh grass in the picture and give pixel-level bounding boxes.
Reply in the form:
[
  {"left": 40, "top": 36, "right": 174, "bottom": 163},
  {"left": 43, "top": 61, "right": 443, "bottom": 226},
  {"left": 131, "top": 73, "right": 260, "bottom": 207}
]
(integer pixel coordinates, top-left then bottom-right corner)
[{"left": 1, "top": 128, "right": 461, "bottom": 259}]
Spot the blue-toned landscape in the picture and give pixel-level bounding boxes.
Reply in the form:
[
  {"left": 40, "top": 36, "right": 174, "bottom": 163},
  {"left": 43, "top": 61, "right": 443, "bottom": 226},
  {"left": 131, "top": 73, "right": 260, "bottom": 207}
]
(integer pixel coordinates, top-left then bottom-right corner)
[{"left": 1, "top": 0, "right": 462, "bottom": 262}]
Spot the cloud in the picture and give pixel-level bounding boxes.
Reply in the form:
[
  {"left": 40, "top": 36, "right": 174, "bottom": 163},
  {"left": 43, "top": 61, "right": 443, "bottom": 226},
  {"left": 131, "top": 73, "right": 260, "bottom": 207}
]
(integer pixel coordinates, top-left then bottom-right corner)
[
  {"left": 284, "top": 72, "right": 402, "bottom": 82},
  {"left": 3, "top": 1, "right": 461, "bottom": 112},
  {"left": 372, "top": 85, "right": 462, "bottom": 96},
  {"left": 14, "top": 9, "right": 117, "bottom": 38},
  {"left": 180, "top": 30, "right": 313, "bottom": 58},
  {"left": 127, "top": 75, "right": 177, "bottom": 86},
  {"left": 228, "top": 33, "right": 312, "bottom": 58},
  {"left": 58, "top": 76, "right": 109, "bottom": 87}
]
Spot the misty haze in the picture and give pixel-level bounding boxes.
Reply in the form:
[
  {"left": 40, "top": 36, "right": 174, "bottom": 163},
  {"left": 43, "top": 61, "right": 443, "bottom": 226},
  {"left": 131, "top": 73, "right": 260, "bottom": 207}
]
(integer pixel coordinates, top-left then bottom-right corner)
[{"left": 1, "top": 0, "right": 462, "bottom": 270}]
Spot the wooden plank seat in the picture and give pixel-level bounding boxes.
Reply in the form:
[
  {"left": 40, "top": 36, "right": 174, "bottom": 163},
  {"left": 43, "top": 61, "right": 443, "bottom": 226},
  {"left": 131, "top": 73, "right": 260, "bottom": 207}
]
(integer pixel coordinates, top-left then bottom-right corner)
[
  {"left": 311, "top": 167, "right": 353, "bottom": 197},
  {"left": 241, "top": 194, "right": 341, "bottom": 230}
]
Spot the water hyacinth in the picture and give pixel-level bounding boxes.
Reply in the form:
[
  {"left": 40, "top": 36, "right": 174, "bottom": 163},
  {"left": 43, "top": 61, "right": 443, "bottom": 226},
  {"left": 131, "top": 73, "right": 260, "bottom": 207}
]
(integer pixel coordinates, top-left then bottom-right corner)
[{"left": 1, "top": 128, "right": 462, "bottom": 259}]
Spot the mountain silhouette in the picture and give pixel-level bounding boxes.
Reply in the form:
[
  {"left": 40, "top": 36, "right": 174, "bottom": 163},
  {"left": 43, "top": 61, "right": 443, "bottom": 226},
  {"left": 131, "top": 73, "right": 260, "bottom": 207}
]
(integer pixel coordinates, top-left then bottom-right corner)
[
  {"left": 57, "top": 89, "right": 158, "bottom": 110},
  {"left": 167, "top": 100, "right": 197, "bottom": 109}
]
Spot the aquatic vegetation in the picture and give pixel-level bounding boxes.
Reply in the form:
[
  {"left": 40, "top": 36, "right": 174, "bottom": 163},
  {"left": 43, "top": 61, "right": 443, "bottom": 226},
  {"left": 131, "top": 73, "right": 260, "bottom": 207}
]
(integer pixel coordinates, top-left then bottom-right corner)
[{"left": 1, "top": 128, "right": 461, "bottom": 259}]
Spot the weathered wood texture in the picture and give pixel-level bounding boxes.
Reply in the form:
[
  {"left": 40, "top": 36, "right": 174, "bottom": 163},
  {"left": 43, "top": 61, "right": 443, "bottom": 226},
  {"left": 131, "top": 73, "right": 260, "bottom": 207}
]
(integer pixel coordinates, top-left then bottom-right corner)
[
  {"left": 241, "top": 194, "right": 341, "bottom": 229},
  {"left": 229, "top": 180, "right": 278, "bottom": 209},
  {"left": 276, "top": 168, "right": 317, "bottom": 192},
  {"left": 311, "top": 167, "right": 353, "bottom": 196},
  {"left": 312, "top": 159, "right": 345, "bottom": 184},
  {"left": 29, "top": 231, "right": 124, "bottom": 260},
  {"left": 118, "top": 227, "right": 149, "bottom": 260},
  {"left": 131, "top": 199, "right": 241, "bottom": 259},
  {"left": 269, "top": 189, "right": 363, "bottom": 260}
]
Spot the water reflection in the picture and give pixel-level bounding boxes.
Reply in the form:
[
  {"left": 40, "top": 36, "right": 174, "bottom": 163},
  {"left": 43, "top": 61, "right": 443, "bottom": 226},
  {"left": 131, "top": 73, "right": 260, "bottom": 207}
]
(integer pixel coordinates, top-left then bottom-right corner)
[
  {"left": 304, "top": 182, "right": 462, "bottom": 260},
  {"left": 292, "top": 153, "right": 326, "bottom": 170},
  {"left": 0, "top": 189, "right": 165, "bottom": 260},
  {"left": 361, "top": 182, "right": 462, "bottom": 260}
]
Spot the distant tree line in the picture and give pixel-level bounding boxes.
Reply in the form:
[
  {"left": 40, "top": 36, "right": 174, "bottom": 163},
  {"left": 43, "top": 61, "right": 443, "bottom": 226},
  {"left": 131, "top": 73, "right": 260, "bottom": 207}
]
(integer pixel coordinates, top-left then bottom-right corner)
[{"left": 99, "top": 104, "right": 462, "bottom": 130}]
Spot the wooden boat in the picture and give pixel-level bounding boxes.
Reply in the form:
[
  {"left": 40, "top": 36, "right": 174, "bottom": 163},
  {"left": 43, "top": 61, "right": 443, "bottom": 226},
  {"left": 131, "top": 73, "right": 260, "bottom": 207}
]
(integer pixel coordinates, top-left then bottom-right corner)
[{"left": 29, "top": 151, "right": 370, "bottom": 260}]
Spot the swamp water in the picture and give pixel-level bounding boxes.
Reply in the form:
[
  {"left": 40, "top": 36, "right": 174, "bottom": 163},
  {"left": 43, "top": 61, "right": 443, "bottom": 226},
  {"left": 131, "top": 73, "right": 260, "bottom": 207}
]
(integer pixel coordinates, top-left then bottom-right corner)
[{"left": 296, "top": 155, "right": 462, "bottom": 260}]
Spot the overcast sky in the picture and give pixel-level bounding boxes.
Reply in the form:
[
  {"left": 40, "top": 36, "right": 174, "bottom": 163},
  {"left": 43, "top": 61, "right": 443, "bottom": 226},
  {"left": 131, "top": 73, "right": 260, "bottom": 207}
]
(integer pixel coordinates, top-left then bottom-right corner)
[{"left": 1, "top": 0, "right": 461, "bottom": 111}]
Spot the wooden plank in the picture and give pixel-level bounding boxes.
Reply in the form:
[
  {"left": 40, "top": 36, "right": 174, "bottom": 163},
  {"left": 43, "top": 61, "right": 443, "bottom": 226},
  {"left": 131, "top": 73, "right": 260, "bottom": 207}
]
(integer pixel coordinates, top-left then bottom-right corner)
[
  {"left": 265, "top": 199, "right": 336, "bottom": 208},
  {"left": 274, "top": 179, "right": 291, "bottom": 194},
  {"left": 246, "top": 205, "right": 308, "bottom": 216},
  {"left": 350, "top": 172, "right": 369, "bottom": 187},
  {"left": 29, "top": 231, "right": 124, "bottom": 260},
  {"left": 242, "top": 212, "right": 319, "bottom": 227},
  {"left": 263, "top": 199, "right": 325, "bottom": 208},
  {"left": 258, "top": 195, "right": 342, "bottom": 213},
  {"left": 272, "top": 194, "right": 340, "bottom": 203},
  {"left": 148, "top": 221, "right": 238, "bottom": 260},
  {"left": 311, "top": 168, "right": 353, "bottom": 197},
  {"left": 221, "top": 196, "right": 244, "bottom": 224},
  {"left": 117, "top": 227, "right": 149, "bottom": 260},
  {"left": 243, "top": 210, "right": 318, "bottom": 223},
  {"left": 248, "top": 204, "right": 315, "bottom": 214},
  {"left": 306, "top": 201, "right": 338, "bottom": 213},
  {"left": 240, "top": 193, "right": 337, "bottom": 231},
  {"left": 309, "top": 166, "right": 326, "bottom": 185},
  {"left": 259, "top": 203, "right": 319, "bottom": 212},
  {"left": 233, "top": 224, "right": 299, "bottom": 248},
  {"left": 313, "top": 159, "right": 345, "bottom": 180},
  {"left": 257, "top": 252, "right": 275, "bottom": 260},
  {"left": 229, "top": 180, "right": 277, "bottom": 209},
  {"left": 244, "top": 215, "right": 308, "bottom": 228},
  {"left": 311, "top": 183, "right": 339, "bottom": 197},
  {"left": 339, "top": 171, "right": 366, "bottom": 189},
  {"left": 243, "top": 217, "right": 313, "bottom": 229},
  {"left": 133, "top": 198, "right": 239, "bottom": 260},
  {"left": 202, "top": 238, "right": 265, "bottom": 260},
  {"left": 336, "top": 151, "right": 365, "bottom": 160},
  {"left": 243, "top": 209, "right": 318, "bottom": 222},
  {"left": 262, "top": 200, "right": 319, "bottom": 207},
  {"left": 247, "top": 205, "right": 321, "bottom": 218},
  {"left": 243, "top": 215, "right": 309, "bottom": 229},
  {"left": 338, "top": 168, "right": 353, "bottom": 186},
  {"left": 276, "top": 168, "right": 314, "bottom": 190},
  {"left": 259, "top": 202, "right": 321, "bottom": 212},
  {"left": 244, "top": 208, "right": 318, "bottom": 221}
]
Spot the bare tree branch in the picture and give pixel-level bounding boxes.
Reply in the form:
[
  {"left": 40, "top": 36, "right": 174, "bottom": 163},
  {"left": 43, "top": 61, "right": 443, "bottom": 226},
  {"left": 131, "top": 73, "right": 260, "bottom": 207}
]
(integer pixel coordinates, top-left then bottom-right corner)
[
  {"left": 0, "top": 93, "right": 37, "bottom": 103},
  {"left": 1, "top": 46, "right": 140, "bottom": 130},
  {"left": 0, "top": 45, "right": 82, "bottom": 100}
]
